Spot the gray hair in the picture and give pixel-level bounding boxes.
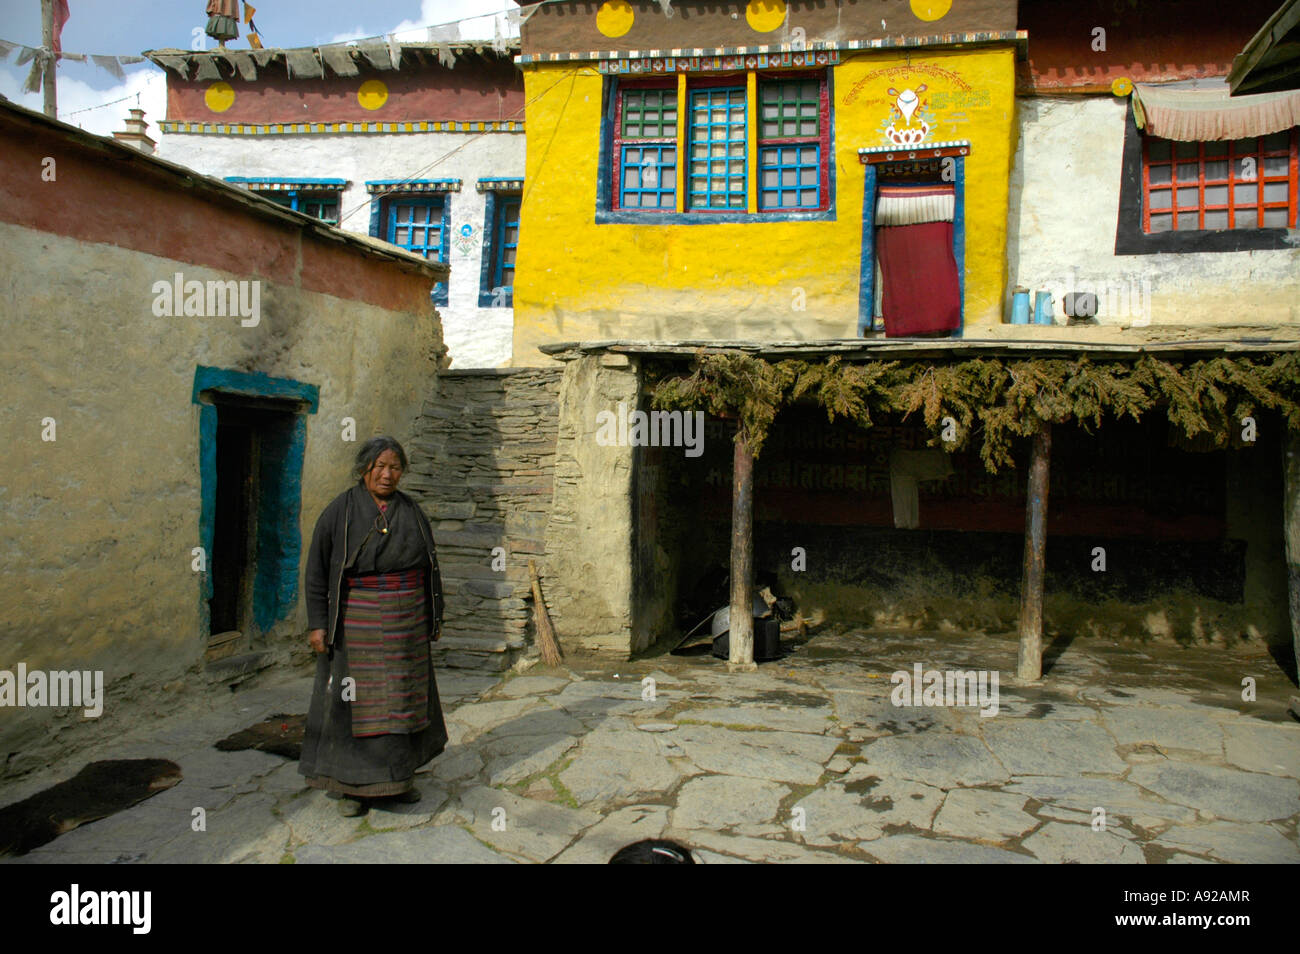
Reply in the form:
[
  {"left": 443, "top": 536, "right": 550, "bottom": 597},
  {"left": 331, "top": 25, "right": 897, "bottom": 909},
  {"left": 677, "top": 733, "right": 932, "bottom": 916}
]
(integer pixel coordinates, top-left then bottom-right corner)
[{"left": 353, "top": 435, "right": 409, "bottom": 483}]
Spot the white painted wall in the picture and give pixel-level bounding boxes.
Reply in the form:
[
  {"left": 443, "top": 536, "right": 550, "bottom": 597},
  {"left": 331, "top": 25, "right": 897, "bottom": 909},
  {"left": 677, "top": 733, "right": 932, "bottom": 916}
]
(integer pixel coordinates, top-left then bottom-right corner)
[
  {"left": 1009, "top": 96, "right": 1299, "bottom": 331},
  {"left": 156, "top": 129, "right": 524, "bottom": 367}
]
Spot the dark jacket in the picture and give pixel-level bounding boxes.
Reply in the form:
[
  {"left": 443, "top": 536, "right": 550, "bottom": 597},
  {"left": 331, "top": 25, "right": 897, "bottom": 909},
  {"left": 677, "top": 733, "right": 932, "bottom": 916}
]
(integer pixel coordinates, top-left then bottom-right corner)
[{"left": 305, "top": 484, "right": 444, "bottom": 649}]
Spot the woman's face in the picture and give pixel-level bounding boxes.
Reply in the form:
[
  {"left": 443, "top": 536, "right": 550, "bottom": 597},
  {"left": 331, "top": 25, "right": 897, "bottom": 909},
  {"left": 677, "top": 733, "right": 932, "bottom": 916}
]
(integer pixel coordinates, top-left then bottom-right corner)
[{"left": 363, "top": 449, "right": 404, "bottom": 498}]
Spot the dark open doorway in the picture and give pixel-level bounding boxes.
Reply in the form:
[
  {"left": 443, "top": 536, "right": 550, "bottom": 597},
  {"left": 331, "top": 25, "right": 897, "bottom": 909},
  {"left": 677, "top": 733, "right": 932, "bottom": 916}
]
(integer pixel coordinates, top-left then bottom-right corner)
[{"left": 207, "top": 396, "right": 300, "bottom": 640}]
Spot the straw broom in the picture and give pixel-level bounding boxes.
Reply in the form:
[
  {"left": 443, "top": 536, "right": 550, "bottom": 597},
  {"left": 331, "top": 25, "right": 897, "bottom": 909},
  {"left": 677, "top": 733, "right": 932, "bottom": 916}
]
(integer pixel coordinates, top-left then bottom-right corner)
[{"left": 528, "top": 559, "right": 563, "bottom": 666}]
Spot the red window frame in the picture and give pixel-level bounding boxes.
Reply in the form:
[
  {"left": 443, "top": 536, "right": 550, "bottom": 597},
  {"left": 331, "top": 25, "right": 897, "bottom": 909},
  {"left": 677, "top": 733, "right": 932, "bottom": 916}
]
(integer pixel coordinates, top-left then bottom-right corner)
[
  {"left": 612, "top": 77, "right": 678, "bottom": 214},
  {"left": 755, "top": 71, "right": 832, "bottom": 212},
  {"left": 1141, "top": 129, "right": 1299, "bottom": 233}
]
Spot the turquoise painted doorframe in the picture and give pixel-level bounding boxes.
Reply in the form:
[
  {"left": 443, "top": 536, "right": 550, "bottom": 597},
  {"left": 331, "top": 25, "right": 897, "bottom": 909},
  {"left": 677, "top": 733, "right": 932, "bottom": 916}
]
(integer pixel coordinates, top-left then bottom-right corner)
[
  {"left": 192, "top": 366, "right": 319, "bottom": 640},
  {"left": 857, "top": 158, "right": 966, "bottom": 337}
]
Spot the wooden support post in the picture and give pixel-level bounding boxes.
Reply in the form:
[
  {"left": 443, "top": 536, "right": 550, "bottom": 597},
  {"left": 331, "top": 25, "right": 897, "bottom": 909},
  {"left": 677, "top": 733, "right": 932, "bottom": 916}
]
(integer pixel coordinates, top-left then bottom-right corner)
[
  {"left": 1017, "top": 420, "right": 1052, "bottom": 682},
  {"left": 40, "top": 0, "right": 57, "bottom": 118},
  {"left": 1284, "top": 431, "right": 1300, "bottom": 685},
  {"left": 729, "top": 427, "right": 756, "bottom": 672}
]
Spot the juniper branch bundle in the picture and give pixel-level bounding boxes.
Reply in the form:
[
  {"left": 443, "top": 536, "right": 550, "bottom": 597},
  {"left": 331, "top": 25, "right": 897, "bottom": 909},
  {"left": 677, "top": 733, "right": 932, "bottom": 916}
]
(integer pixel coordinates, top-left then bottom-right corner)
[{"left": 650, "top": 349, "right": 1300, "bottom": 473}]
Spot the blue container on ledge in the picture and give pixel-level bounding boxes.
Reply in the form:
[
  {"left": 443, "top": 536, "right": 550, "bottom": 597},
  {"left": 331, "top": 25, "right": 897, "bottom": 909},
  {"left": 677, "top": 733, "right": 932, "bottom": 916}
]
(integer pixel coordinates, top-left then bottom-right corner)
[
  {"left": 1010, "top": 287, "right": 1030, "bottom": 325},
  {"left": 1033, "top": 290, "right": 1054, "bottom": 325}
]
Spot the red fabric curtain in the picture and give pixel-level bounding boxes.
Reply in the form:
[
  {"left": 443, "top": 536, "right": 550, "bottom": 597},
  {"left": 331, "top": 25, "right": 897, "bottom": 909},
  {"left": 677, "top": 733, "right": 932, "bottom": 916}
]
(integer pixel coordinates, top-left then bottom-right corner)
[{"left": 877, "top": 221, "right": 961, "bottom": 337}]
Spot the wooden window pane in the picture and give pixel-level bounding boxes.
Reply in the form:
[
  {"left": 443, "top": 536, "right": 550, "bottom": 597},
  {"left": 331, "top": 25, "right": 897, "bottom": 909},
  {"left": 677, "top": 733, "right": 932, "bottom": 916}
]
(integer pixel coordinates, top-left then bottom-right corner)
[
  {"left": 1203, "top": 210, "right": 1229, "bottom": 229},
  {"left": 1203, "top": 160, "right": 1228, "bottom": 180}
]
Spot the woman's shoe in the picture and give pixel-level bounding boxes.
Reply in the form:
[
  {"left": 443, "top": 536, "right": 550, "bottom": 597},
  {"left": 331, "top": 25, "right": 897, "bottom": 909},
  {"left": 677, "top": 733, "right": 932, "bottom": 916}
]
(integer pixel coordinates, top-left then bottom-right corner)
[{"left": 337, "top": 797, "right": 366, "bottom": 817}]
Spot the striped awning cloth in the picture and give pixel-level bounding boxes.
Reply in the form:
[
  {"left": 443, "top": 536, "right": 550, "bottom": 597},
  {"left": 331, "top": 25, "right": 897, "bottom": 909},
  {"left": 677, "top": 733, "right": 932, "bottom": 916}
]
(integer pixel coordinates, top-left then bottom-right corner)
[
  {"left": 875, "top": 182, "right": 955, "bottom": 226},
  {"left": 1133, "top": 82, "right": 1300, "bottom": 141}
]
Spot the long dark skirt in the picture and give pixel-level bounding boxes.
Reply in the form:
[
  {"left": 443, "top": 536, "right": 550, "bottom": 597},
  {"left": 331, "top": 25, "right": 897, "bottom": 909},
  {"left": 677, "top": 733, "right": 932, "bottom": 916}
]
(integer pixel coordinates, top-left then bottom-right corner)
[{"left": 299, "top": 576, "right": 448, "bottom": 798}]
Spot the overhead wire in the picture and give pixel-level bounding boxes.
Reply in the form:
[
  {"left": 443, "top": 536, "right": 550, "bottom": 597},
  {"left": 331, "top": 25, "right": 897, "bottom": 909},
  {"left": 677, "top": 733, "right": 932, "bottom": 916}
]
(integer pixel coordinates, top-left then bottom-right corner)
[{"left": 334, "top": 65, "right": 580, "bottom": 229}]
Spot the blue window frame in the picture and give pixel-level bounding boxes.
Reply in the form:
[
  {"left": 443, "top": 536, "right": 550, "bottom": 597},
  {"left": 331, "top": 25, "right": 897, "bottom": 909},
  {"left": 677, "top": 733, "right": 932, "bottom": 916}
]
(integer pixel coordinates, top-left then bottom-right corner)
[
  {"left": 224, "top": 177, "right": 345, "bottom": 224},
  {"left": 759, "top": 144, "right": 821, "bottom": 210},
  {"left": 388, "top": 198, "right": 445, "bottom": 257},
  {"left": 614, "top": 85, "right": 677, "bottom": 211},
  {"left": 596, "top": 72, "right": 834, "bottom": 224},
  {"left": 688, "top": 87, "right": 747, "bottom": 210},
  {"left": 263, "top": 191, "right": 342, "bottom": 224},
  {"left": 478, "top": 189, "right": 521, "bottom": 307},
  {"left": 621, "top": 144, "right": 677, "bottom": 210},
  {"left": 381, "top": 196, "right": 449, "bottom": 306},
  {"left": 492, "top": 197, "right": 520, "bottom": 292}
]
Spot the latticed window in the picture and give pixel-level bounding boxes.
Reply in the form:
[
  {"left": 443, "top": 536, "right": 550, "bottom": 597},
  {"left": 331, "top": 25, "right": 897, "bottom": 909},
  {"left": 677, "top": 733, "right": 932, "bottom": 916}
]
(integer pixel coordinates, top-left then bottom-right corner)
[
  {"left": 688, "top": 87, "right": 747, "bottom": 210},
  {"left": 607, "top": 71, "right": 830, "bottom": 216},
  {"left": 388, "top": 199, "right": 446, "bottom": 259},
  {"left": 384, "top": 196, "right": 449, "bottom": 304},
  {"left": 616, "top": 86, "right": 678, "bottom": 210},
  {"left": 492, "top": 196, "right": 520, "bottom": 291},
  {"left": 225, "top": 178, "right": 344, "bottom": 225},
  {"left": 1142, "top": 130, "right": 1298, "bottom": 232},
  {"left": 758, "top": 78, "right": 821, "bottom": 210}
]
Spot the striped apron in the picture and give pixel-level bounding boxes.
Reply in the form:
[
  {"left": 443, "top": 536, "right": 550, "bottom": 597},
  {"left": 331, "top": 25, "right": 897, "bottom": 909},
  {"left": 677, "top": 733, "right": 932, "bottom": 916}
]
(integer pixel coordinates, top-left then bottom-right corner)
[{"left": 341, "top": 568, "right": 431, "bottom": 738}]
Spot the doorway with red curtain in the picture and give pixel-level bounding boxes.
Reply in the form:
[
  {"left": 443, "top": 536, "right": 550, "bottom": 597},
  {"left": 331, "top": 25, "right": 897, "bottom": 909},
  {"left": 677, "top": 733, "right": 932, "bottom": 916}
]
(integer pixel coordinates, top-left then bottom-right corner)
[{"left": 874, "top": 180, "right": 961, "bottom": 337}]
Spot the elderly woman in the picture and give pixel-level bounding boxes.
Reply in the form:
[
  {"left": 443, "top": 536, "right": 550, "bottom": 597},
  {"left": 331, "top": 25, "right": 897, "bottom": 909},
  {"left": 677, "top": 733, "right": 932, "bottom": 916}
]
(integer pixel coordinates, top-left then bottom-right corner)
[{"left": 299, "top": 436, "right": 448, "bottom": 816}]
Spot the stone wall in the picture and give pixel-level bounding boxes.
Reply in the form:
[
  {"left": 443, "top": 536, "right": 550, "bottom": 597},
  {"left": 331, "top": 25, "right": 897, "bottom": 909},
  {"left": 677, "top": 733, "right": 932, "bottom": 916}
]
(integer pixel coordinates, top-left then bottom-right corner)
[
  {"left": 542, "top": 355, "right": 640, "bottom": 652},
  {"left": 404, "top": 368, "right": 562, "bottom": 670},
  {"left": 0, "top": 102, "right": 446, "bottom": 771}
]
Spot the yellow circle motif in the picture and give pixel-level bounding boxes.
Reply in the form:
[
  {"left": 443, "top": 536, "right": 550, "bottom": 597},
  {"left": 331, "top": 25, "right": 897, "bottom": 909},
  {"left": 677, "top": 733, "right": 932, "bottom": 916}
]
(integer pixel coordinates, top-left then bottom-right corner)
[
  {"left": 596, "top": 0, "right": 634, "bottom": 38},
  {"left": 204, "top": 81, "right": 235, "bottom": 113},
  {"left": 1111, "top": 76, "right": 1134, "bottom": 97},
  {"left": 746, "top": 0, "right": 786, "bottom": 32},
  {"left": 357, "top": 79, "right": 389, "bottom": 111},
  {"left": 910, "top": 0, "right": 952, "bottom": 22}
]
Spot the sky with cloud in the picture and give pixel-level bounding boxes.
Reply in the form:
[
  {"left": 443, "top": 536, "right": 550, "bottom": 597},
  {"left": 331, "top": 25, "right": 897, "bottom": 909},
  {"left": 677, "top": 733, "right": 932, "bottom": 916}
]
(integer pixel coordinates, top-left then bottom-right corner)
[{"left": 0, "top": 0, "right": 516, "bottom": 135}]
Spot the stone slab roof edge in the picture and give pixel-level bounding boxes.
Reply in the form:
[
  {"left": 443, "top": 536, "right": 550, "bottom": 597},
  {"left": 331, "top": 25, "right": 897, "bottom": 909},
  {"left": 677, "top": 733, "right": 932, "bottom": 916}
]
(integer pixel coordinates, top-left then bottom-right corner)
[
  {"left": 143, "top": 39, "right": 519, "bottom": 72},
  {"left": 0, "top": 97, "right": 448, "bottom": 281},
  {"left": 538, "top": 338, "right": 1300, "bottom": 360}
]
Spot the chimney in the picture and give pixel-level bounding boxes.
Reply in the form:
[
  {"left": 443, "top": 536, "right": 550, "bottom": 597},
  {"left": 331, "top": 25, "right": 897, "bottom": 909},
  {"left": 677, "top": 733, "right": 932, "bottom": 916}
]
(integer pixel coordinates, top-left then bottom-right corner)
[{"left": 113, "top": 107, "right": 156, "bottom": 155}]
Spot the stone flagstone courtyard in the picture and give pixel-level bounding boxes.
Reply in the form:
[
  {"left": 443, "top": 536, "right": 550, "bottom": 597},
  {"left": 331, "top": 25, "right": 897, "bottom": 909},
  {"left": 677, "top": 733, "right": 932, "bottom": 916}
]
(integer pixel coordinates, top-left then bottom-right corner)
[{"left": 5, "top": 626, "right": 1299, "bottom": 864}]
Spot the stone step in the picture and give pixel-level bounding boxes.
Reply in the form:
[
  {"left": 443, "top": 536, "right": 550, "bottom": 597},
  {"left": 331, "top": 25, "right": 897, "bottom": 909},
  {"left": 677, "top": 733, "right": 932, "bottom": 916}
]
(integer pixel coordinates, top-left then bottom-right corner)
[
  {"left": 437, "top": 635, "right": 509, "bottom": 653},
  {"left": 437, "top": 650, "right": 514, "bottom": 672}
]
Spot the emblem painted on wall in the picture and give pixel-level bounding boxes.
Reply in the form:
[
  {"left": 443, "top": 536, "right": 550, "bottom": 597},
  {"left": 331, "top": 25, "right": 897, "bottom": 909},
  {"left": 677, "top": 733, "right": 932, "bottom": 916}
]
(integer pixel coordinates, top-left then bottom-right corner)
[
  {"left": 883, "top": 85, "right": 932, "bottom": 147},
  {"left": 453, "top": 222, "right": 479, "bottom": 258}
]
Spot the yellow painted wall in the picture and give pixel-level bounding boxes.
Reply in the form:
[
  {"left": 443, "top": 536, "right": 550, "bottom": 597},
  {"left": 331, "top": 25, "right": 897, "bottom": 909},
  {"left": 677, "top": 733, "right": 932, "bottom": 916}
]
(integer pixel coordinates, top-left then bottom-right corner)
[{"left": 514, "top": 46, "right": 1018, "bottom": 366}]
